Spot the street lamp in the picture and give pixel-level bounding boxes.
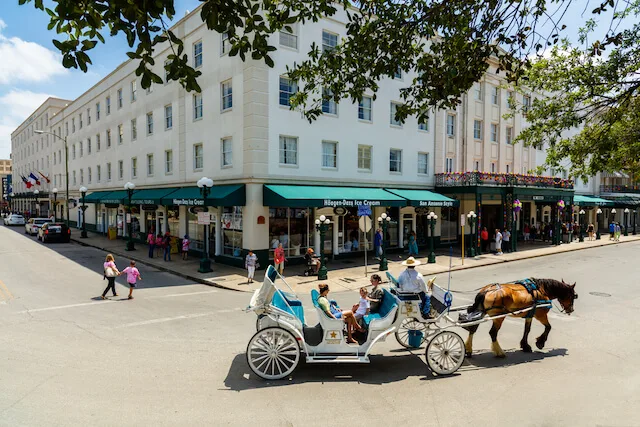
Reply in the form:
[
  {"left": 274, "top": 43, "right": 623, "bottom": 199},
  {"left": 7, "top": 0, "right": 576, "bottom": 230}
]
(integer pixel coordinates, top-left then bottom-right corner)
[
  {"left": 33, "top": 189, "right": 39, "bottom": 217},
  {"left": 197, "top": 177, "right": 213, "bottom": 273},
  {"left": 578, "top": 209, "right": 585, "bottom": 242},
  {"left": 9, "top": 192, "right": 14, "bottom": 212},
  {"left": 124, "top": 182, "right": 136, "bottom": 251},
  {"left": 595, "top": 208, "right": 602, "bottom": 240},
  {"left": 427, "top": 211, "right": 438, "bottom": 264},
  {"left": 315, "top": 215, "right": 331, "bottom": 280},
  {"left": 633, "top": 210, "right": 637, "bottom": 235},
  {"left": 467, "top": 210, "right": 477, "bottom": 257},
  {"left": 79, "top": 186, "right": 88, "bottom": 238},
  {"left": 624, "top": 208, "right": 629, "bottom": 236},
  {"left": 377, "top": 212, "right": 392, "bottom": 271},
  {"left": 35, "top": 130, "right": 69, "bottom": 227},
  {"left": 52, "top": 188, "right": 58, "bottom": 222}
]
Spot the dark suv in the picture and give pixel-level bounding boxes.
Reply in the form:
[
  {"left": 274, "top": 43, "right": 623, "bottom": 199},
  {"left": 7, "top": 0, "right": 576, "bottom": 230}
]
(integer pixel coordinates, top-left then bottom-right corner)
[{"left": 38, "top": 223, "right": 71, "bottom": 243}]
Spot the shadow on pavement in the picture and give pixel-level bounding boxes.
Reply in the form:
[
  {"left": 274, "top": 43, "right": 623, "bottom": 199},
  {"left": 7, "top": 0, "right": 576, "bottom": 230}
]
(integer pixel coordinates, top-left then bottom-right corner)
[{"left": 460, "top": 347, "right": 568, "bottom": 372}]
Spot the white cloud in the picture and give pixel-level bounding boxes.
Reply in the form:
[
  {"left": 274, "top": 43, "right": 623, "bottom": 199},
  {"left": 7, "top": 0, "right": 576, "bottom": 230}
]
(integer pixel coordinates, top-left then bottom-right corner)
[{"left": 0, "top": 20, "right": 67, "bottom": 84}]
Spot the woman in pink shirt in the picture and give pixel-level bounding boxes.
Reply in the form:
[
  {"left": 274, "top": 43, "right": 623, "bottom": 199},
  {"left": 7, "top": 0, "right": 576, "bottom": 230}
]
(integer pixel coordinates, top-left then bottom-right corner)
[
  {"left": 101, "top": 254, "right": 120, "bottom": 299},
  {"left": 274, "top": 243, "right": 286, "bottom": 275},
  {"left": 120, "top": 260, "right": 142, "bottom": 300}
]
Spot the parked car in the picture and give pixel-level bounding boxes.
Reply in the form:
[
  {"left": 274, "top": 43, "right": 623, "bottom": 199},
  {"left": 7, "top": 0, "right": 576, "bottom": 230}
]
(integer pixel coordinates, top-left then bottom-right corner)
[
  {"left": 38, "top": 223, "right": 71, "bottom": 243},
  {"left": 4, "top": 214, "right": 25, "bottom": 226},
  {"left": 25, "top": 218, "right": 50, "bottom": 235}
]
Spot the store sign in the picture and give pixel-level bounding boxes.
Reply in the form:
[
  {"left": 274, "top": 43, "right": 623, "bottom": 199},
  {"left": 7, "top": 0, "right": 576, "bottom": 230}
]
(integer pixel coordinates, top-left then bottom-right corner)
[
  {"left": 532, "top": 196, "right": 544, "bottom": 200},
  {"left": 102, "top": 199, "right": 122, "bottom": 205},
  {"left": 418, "top": 200, "right": 454, "bottom": 207},
  {"left": 141, "top": 204, "right": 157, "bottom": 211},
  {"left": 323, "top": 199, "right": 382, "bottom": 208},
  {"left": 132, "top": 199, "right": 158, "bottom": 205},
  {"left": 415, "top": 207, "right": 430, "bottom": 215},
  {"left": 189, "top": 206, "right": 207, "bottom": 214},
  {"left": 197, "top": 212, "right": 210, "bottom": 225},
  {"left": 333, "top": 207, "right": 347, "bottom": 216},
  {"left": 171, "top": 198, "right": 206, "bottom": 206}
]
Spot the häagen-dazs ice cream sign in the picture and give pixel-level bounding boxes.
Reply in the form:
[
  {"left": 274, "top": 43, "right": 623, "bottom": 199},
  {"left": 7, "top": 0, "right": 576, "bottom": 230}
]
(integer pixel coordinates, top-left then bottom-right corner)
[{"left": 323, "top": 199, "right": 382, "bottom": 207}]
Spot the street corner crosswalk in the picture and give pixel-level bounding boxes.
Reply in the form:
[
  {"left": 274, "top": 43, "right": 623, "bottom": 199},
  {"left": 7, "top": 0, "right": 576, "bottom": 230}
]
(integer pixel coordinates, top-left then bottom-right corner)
[{"left": 0, "top": 279, "right": 14, "bottom": 303}]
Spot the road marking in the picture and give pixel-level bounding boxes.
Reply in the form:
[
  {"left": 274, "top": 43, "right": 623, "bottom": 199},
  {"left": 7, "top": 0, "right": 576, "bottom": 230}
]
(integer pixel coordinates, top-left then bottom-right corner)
[
  {"left": 147, "top": 290, "right": 218, "bottom": 299},
  {"left": 19, "top": 300, "right": 114, "bottom": 313},
  {"left": 0, "top": 279, "right": 13, "bottom": 301},
  {"left": 116, "top": 312, "right": 218, "bottom": 328}
]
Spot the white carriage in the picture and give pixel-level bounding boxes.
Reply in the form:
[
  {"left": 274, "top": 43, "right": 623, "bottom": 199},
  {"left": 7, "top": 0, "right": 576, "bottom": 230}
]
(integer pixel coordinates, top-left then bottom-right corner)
[{"left": 245, "top": 266, "right": 466, "bottom": 380}]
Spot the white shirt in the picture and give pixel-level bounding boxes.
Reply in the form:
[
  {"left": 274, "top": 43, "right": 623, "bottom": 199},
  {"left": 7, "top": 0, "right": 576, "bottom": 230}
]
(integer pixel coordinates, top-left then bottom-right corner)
[
  {"left": 397, "top": 268, "right": 427, "bottom": 293},
  {"left": 355, "top": 297, "right": 369, "bottom": 316}
]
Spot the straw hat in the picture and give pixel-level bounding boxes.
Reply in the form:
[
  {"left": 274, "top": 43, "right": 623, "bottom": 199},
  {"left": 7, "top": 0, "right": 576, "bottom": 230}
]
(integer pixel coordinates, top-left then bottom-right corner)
[
  {"left": 401, "top": 256, "right": 421, "bottom": 267},
  {"left": 426, "top": 276, "right": 436, "bottom": 291}
]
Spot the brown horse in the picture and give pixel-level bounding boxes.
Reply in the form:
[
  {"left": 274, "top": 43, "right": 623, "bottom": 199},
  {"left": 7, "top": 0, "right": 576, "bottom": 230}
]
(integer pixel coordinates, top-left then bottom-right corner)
[{"left": 463, "top": 278, "right": 578, "bottom": 358}]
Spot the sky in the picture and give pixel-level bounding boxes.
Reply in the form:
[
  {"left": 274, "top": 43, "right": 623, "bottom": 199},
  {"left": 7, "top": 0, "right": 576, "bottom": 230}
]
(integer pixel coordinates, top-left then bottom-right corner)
[{"left": 0, "top": 0, "right": 633, "bottom": 160}]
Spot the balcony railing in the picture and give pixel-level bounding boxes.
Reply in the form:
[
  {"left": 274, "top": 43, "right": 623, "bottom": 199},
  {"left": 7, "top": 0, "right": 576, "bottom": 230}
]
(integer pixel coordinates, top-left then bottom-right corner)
[
  {"left": 600, "top": 185, "right": 640, "bottom": 194},
  {"left": 435, "top": 172, "right": 574, "bottom": 189}
]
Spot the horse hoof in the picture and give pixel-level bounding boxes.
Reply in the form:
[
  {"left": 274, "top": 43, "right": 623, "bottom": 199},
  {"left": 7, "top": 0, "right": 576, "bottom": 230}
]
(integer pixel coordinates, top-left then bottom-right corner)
[
  {"left": 535, "top": 340, "right": 544, "bottom": 350},
  {"left": 521, "top": 345, "right": 532, "bottom": 353},
  {"left": 465, "top": 351, "right": 473, "bottom": 358}
]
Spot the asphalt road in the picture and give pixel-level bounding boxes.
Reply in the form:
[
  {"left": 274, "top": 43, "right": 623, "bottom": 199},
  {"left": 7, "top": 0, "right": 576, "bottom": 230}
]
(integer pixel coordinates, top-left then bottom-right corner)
[{"left": 1, "top": 224, "right": 639, "bottom": 426}]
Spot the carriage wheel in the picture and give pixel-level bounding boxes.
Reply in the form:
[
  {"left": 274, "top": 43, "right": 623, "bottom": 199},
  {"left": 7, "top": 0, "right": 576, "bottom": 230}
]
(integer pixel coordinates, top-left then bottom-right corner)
[
  {"left": 395, "top": 317, "right": 428, "bottom": 348},
  {"left": 425, "top": 331, "right": 465, "bottom": 376},
  {"left": 246, "top": 327, "right": 300, "bottom": 380}
]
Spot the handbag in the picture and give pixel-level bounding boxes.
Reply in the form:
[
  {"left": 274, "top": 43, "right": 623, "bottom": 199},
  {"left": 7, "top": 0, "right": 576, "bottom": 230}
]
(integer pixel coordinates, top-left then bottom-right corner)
[{"left": 104, "top": 267, "right": 116, "bottom": 278}]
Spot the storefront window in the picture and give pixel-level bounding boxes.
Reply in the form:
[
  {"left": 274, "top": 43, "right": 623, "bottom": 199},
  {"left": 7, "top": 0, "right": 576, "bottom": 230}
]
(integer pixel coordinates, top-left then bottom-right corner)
[
  {"left": 187, "top": 210, "right": 204, "bottom": 252},
  {"left": 222, "top": 207, "right": 243, "bottom": 257},
  {"left": 385, "top": 207, "right": 399, "bottom": 247},
  {"left": 145, "top": 211, "right": 156, "bottom": 235},
  {"left": 269, "top": 208, "right": 311, "bottom": 258},
  {"left": 130, "top": 206, "right": 141, "bottom": 239},
  {"left": 167, "top": 206, "right": 179, "bottom": 236},
  {"left": 337, "top": 208, "right": 373, "bottom": 253}
]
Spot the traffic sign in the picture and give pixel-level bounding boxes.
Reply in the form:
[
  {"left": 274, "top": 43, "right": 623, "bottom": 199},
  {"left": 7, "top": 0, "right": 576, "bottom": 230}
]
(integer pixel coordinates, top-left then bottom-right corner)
[
  {"left": 358, "top": 205, "right": 372, "bottom": 216},
  {"left": 359, "top": 216, "right": 372, "bottom": 233}
]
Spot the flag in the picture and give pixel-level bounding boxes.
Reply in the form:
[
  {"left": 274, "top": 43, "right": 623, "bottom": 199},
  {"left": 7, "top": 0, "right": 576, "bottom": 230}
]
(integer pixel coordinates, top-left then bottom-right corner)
[
  {"left": 37, "top": 170, "right": 51, "bottom": 184},
  {"left": 28, "top": 173, "right": 41, "bottom": 186},
  {"left": 21, "top": 175, "right": 33, "bottom": 189}
]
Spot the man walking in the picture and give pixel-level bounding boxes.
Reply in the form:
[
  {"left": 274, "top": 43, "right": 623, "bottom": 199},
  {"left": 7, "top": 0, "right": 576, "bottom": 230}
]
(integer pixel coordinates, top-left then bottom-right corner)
[
  {"left": 373, "top": 228, "right": 383, "bottom": 260},
  {"left": 495, "top": 229, "right": 503, "bottom": 255}
]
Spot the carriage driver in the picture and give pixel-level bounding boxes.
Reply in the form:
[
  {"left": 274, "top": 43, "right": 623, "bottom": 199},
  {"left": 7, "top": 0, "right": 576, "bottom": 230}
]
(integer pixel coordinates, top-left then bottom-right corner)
[{"left": 397, "top": 257, "right": 435, "bottom": 318}]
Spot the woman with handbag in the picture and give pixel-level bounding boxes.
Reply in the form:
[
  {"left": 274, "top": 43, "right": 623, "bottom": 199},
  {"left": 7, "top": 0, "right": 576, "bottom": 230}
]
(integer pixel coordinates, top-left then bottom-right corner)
[{"left": 101, "top": 254, "right": 120, "bottom": 299}]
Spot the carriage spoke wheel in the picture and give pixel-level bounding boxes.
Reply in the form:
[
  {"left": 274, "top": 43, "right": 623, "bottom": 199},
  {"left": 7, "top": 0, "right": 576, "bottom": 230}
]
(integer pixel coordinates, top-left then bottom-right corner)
[
  {"left": 247, "top": 327, "right": 300, "bottom": 380},
  {"left": 425, "top": 331, "right": 465, "bottom": 376},
  {"left": 395, "top": 317, "right": 428, "bottom": 348}
]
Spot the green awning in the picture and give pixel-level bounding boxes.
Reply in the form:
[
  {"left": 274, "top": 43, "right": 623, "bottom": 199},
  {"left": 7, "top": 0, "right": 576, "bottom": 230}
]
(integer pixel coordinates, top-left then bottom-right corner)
[
  {"left": 574, "top": 195, "right": 614, "bottom": 207},
  {"left": 131, "top": 188, "right": 180, "bottom": 205},
  {"left": 161, "top": 184, "right": 245, "bottom": 207},
  {"left": 385, "top": 189, "right": 459, "bottom": 207},
  {"left": 604, "top": 196, "right": 640, "bottom": 207},
  {"left": 263, "top": 185, "right": 407, "bottom": 208},
  {"left": 101, "top": 190, "right": 128, "bottom": 205},
  {"left": 84, "top": 191, "right": 115, "bottom": 203}
]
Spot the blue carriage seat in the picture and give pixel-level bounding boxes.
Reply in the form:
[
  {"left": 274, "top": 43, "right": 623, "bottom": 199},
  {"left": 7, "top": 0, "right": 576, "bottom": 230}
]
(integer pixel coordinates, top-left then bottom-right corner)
[
  {"left": 362, "top": 288, "right": 398, "bottom": 330},
  {"left": 272, "top": 289, "right": 305, "bottom": 325},
  {"left": 310, "top": 289, "right": 347, "bottom": 331}
]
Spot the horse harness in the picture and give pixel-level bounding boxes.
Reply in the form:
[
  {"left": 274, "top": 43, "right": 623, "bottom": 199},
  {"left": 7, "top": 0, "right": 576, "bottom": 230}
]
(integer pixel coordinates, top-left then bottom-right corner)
[{"left": 484, "top": 279, "right": 552, "bottom": 318}]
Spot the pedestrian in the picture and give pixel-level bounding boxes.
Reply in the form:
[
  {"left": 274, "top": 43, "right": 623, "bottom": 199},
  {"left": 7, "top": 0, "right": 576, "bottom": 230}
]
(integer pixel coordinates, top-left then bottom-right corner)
[
  {"left": 480, "top": 227, "right": 489, "bottom": 253},
  {"left": 274, "top": 243, "right": 285, "bottom": 276},
  {"left": 503, "top": 228, "right": 511, "bottom": 252},
  {"left": 147, "top": 231, "right": 155, "bottom": 258},
  {"left": 524, "top": 224, "right": 530, "bottom": 242},
  {"left": 245, "top": 249, "right": 258, "bottom": 284},
  {"left": 155, "top": 233, "right": 163, "bottom": 257},
  {"left": 181, "top": 234, "right": 190, "bottom": 260},
  {"left": 615, "top": 223, "right": 621, "bottom": 241},
  {"left": 609, "top": 221, "right": 615, "bottom": 240},
  {"left": 101, "top": 254, "right": 120, "bottom": 299},
  {"left": 587, "top": 223, "right": 594, "bottom": 241},
  {"left": 373, "top": 228, "right": 383, "bottom": 260},
  {"left": 120, "top": 260, "right": 142, "bottom": 300},
  {"left": 495, "top": 229, "right": 503, "bottom": 255},
  {"left": 408, "top": 230, "right": 419, "bottom": 256},
  {"left": 163, "top": 232, "right": 172, "bottom": 261}
]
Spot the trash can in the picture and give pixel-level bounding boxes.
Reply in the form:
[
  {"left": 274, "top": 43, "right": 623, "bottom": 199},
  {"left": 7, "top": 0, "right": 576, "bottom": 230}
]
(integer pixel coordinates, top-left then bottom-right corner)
[{"left": 407, "top": 330, "right": 424, "bottom": 348}]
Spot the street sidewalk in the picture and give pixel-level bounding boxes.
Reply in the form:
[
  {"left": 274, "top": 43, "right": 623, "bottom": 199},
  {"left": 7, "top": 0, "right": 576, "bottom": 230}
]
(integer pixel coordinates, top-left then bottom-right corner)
[{"left": 71, "top": 231, "right": 640, "bottom": 294}]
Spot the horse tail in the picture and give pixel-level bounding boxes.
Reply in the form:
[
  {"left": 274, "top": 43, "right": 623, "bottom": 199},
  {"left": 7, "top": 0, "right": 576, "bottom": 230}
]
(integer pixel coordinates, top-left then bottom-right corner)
[{"left": 461, "top": 291, "right": 487, "bottom": 333}]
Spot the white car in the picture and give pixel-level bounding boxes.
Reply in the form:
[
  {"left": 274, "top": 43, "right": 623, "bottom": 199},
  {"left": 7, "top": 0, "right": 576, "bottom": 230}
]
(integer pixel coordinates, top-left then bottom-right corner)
[
  {"left": 25, "top": 218, "right": 50, "bottom": 235},
  {"left": 4, "top": 214, "right": 25, "bottom": 226}
]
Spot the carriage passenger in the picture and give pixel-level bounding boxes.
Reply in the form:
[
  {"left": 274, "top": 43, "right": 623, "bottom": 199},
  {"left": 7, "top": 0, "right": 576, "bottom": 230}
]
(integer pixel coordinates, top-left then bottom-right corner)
[
  {"left": 317, "top": 284, "right": 363, "bottom": 343},
  {"left": 367, "top": 274, "right": 384, "bottom": 313}
]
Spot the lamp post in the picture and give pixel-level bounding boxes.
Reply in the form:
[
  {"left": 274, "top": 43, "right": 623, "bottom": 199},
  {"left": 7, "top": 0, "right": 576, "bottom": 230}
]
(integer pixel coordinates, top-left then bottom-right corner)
[
  {"left": 578, "top": 209, "right": 585, "bottom": 242},
  {"left": 467, "top": 210, "right": 477, "bottom": 257},
  {"left": 79, "top": 186, "right": 88, "bottom": 238},
  {"left": 595, "top": 208, "right": 602, "bottom": 240},
  {"left": 52, "top": 188, "right": 58, "bottom": 222},
  {"left": 197, "top": 177, "right": 213, "bottom": 273},
  {"left": 33, "top": 189, "right": 39, "bottom": 217},
  {"left": 611, "top": 208, "right": 617, "bottom": 227},
  {"left": 315, "top": 215, "right": 331, "bottom": 280},
  {"left": 377, "top": 212, "right": 391, "bottom": 271},
  {"left": 124, "top": 182, "right": 136, "bottom": 251},
  {"left": 35, "top": 130, "right": 69, "bottom": 228},
  {"left": 633, "top": 210, "right": 637, "bottom": 235},
  {"left": 427, "top": 211, "right": 438, "bottom": 263},
  {"left": 624, "top": 208, "right": 629, "bottom": 236},
  {"left": 9, "top": 192, "right": 14, "bottom": 212}
]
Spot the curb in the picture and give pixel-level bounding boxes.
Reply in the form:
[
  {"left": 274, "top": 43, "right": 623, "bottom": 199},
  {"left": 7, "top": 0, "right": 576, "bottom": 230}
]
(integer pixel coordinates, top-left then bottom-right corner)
[{"left": 70, "top": 238, "right": 237, "bottom": 292}]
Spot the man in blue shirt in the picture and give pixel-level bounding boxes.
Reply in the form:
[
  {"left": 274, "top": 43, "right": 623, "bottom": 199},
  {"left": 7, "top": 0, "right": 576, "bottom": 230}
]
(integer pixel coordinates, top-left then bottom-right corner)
[
  {"left": 373, "top": 228, "right": 382, "bottom": 259},
  {"left": 609, "top": 222, "right": 615, "bottom": 240}
]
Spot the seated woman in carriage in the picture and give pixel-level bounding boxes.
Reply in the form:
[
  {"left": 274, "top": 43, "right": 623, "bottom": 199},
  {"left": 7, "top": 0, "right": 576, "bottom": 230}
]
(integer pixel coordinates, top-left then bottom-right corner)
[{"left": 317, "top": 284, "right": 364, "bottom": 343}]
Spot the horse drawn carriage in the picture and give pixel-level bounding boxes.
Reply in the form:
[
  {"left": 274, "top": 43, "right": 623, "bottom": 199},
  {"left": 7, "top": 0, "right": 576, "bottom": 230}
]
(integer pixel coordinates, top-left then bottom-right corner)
[{"left": 245, "top": 266, "right": 578, "bottom": 380}]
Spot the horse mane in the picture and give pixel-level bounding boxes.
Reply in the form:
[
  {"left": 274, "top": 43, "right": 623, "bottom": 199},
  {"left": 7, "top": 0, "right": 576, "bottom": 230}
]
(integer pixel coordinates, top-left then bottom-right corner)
[{"left": 531, "top": 278, "right": 573, "bottom": 300}]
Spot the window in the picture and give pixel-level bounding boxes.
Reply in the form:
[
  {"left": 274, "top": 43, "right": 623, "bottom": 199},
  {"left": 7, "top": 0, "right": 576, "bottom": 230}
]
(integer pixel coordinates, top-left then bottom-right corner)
[
  {"left": 96, "top": 102, "right": 100, "bottom": 120},
  {"left": 165, "top": 150, "right": 173, "bottom": 174},
  {"left": 193, "top": 41, "right": 203, "bottom": 68},
  {"left": 418, "top": 152, "right": 429, "bottom": 175},
  {"left": 390, "top": 102, "right": 402, "bottom": 126},
  {"left": 473, "top": 120, "right": 483, "bottom": 139},
  {"left": 491, "top": 86, "right": 499, "bottom": 105},
  {"left": 279, "top": 26, "right": 297, "bottom": 49},
  {"left": 165, "top": 105, "right": 173, "bottom": 129},
  {"left": 490, "top": 123, "right": 498, "bottom": 142},
  {"left": 279, "top": 136, "right": 298, "bottom": 165},
  {"left": 446, "top": 114, "right": 455, "bottom": 136},
  {"left": 446, "top": 158, "right": 453, "bottom": 173},
  {"left": 73, "top": 170, "right": 76, "bottom": 186},
  {"left": 79, "top": 113, "right": 83, "bottom": 129},
  {"left": 107, "top": 163, "right": 112, "bottom": 180},
  {"left": 147, "top": 154, "right": 154, "bottom": 176},
  {"left": 418, "top": 115, "right": 429, "bottom": 131},
  {"left": 72, "top": 144, "right": 76, "bottom": 159},
  {"left": 221, "top": 81, "right": 232, "bottom": 111},
  {"left": 164, "top": 59, "right": 170, "bottom": 83},
  {"left": 322, "top": 30, "right": 338, "bottom": 52},
  {"left": 221, "top": 138, "right": 233, "bottom": 166},
  {"left": 322, "top": 141, "right": 337, "bottom": 168},
  {"left": 322, "top": 88, "right": 337, "bottom": 115},
  {"left": 131, "top": 118, "right": 137, "bottom": 140},
  {"left": 507, "top": 90, "right": 515, "bottom": 107},
  {"left": 118, "top": 124, "right": 123, "bottom": 144},
  {"left": 87, "top": 137, "right": 91, "bottom": 154},
  {"left": 394, "top": 67, "right": 402, "bottom": 79},
  {"left": 65, "top": 122, "right": 69, "bottom": 136},
  {"left": 389, "top": 149, "right": 402, "bottom": 172},
  {"left": 72, "top": 118, "right": 76, "bottom": 133},
  {"left": 474, "top": 83, "right": 483, "bottom": 100},
  {"left": 358, "top": 96, "right": 372, "bottom": 121},
  {"left": 131, "top": 80, "right": 137, "bottom": 102},
  {"left": 193, "top": 94, "right": 203, "bottom": 119},
  {"left": 117, "top": 89, "right": 123, "bottom": 108},
  {"left": 491, "top": 163, "right": 496, "bottom": 173},
  {"left": 87, "top": 167, "right": 92, "bottom": 184},
  {"left": 87, "top": 108, "right": 91, "bottom": 125},
  {"left": 506, "top": 164, "right": 510, "bottom": 173},
  {"left": 97, "top": 165, "right": 101, "bottom": 182},
  {"left": 106, "top": 96, "right": 111, "bottom": 115},
  {"left": 194, "top": 143, "right": 204, "bottom": 170},
  {"left": 279, "top": 77, "right": 297, "bottom": 106},
  {"left": 53, "top": 152, "right": 56, "bottom": 165},
  {"left": 146, "top": 112, "right": 153, "bottom": 135},
  {"left": 96, "top": 134, "right": 101, "bottom": 151},
  {"left": 358, "top": 145, "right": 372, "bottom": 170},
  {"left": 506, "top": 126, "right": 513, "bottom": 144},
  {"left": 106, "top": 129, "right": 111, "bottom": 148},
  {"left": 118, "top": 160, "right": 123, "bottom": 179},
  {"left": 221, "top": 32, "right": 230, "bottom": 55},
  {"left": 474, "top": 161, "right": 480, "bottom": 171},
  {"left": 523, "top": 95, "right": 531, "bottom": 115}
]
